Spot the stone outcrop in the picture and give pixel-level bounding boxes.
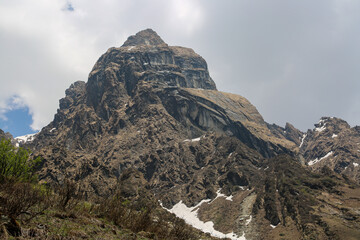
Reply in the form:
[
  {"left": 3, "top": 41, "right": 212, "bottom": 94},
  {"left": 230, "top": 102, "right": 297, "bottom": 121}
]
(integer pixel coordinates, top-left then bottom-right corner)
[
  {"left": 267, "top": 122, "right": 303, "bottom": 146},
  {"left": 0, "top": 129, "right": 6, "bottom": 140},
  {"left": 0, "top": 129, "right": 12, "bottom": 141},
  {"left": 299, "top": 117, "right": 360, "bottom": 182},
  {"left": 86, "top": 29, "right": 216, "bottom": 121}
]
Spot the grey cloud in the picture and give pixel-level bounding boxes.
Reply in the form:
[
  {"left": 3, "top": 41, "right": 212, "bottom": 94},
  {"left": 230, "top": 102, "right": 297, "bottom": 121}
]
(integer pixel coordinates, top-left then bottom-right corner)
[{"left": 0, "top": 0, "right": 359, "bottom": 132}]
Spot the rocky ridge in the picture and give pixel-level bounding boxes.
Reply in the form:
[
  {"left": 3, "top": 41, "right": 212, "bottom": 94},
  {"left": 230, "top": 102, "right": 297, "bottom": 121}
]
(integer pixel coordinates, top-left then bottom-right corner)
[
  {"left": 0, "top": 129, "right": 6, "bottom": 139},
  {"left": 0, "top": 129, "right": 12, "bottom": 140},
  {"left": 299, "top": 117, "right": 360, "bottom": 182},
  {"left": 21, "top": 29, "right": 360, "bottom": 239}
]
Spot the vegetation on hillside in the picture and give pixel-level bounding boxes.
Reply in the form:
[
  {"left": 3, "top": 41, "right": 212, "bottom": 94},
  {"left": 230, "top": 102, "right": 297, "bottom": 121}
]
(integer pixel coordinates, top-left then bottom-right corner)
[
  {"left": 0, "top": 139, "right": 214, "bottom": 239},
  {"left": 0, "top": 139, "right": 40, "bottom": 183}
]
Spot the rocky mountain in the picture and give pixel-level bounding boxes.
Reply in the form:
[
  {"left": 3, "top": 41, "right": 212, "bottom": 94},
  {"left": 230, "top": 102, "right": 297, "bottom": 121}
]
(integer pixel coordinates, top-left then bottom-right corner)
[
  {"left": 299, "top": 117, "right": 360, "bottom": 182},
  {"left": 0, "top": 129, "right": 6, "bottom": 139},
  {"left": 0, "top": 129, "right": 12, "bottom": 140},
  {"left": 267, "top": 117, "right": 360, "bottom": 184},
  {"left": 23, "top": 29, "right": 359, "bottom": 239}
]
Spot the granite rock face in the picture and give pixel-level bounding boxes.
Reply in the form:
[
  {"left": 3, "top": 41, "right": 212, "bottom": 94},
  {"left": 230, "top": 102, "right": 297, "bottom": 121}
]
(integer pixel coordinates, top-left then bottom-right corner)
[
  {"left": 25, "top": 29, "right": 360, "bottom": 240},
  {"left": 86, "top": 29, "right": 216, "bottom": 121},
  {"left": 299, "top": 117, "right": 360, "bottom": 182}
]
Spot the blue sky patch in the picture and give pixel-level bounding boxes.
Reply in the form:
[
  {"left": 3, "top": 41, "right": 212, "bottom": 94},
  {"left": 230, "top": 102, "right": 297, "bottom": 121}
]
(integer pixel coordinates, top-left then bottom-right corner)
[
  {"left": 0, "top": 106, "right": 37, "bottom": 137},
  {"left": 64, "top": 2, "right": 75, "bottom": 12}
]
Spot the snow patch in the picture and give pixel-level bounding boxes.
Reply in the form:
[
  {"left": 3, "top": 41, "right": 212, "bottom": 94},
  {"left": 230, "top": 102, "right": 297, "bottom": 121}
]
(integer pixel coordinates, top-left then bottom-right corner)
[
  {"left": 50, "top": 128, "right": 56, "bottom": 133},
  {"left": 161, "top": 200, "right": 245, "bottom": 240},
  {"left": 15, "top": 133, "right": 38, "bottom": 144},
  {"left": 299, "top": 134, "right": 307, "bottom": 148},
  {"left": 332, "top": 134, "right": 338, "bottom": 138},
  {"left": 239, "top": 186, "right": 249, "bottom": 191},
  {"left": 270, "top": 224, "right": 278, "bottom": 229},
  {"left": 315, "top": 124, "right": 326, "bottom": 132},
  {"left": 315, "top": 119, "right": 327, "bottom": 132},
  {"left": 226, "top": 195, "right": 234, "bottom": 201},
  {"left": 157, "top": 70, "right": 170, "bottom": 73},
  {"left": 228, "top": 152, "right": 234, "bottom": 158},
  {"left": 353, "top": 163, "right": 359, "bottom": 167},
  {"left": 245, "top": 215, "right": 252, "bottom": 226},
  {"left": 318, "top": 119, "right": 326, "bottom": 124},
  {"left": 212, "top": 188, "right": 233, "bottom": 202},
  {"left": 128, "top": 46, "right": 135, "bottom": 50},
  {"left": 183, "top": 136, "right": 203, "bottom": 142},
  {"left": 308, "top": 151, "right": 333, "bottom": 166}
]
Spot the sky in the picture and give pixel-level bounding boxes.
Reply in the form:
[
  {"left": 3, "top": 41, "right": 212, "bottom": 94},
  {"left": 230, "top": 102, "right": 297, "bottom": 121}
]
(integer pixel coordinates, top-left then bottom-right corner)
[{"left": 1, "top": 0, "right": 359, "bottom": 137}]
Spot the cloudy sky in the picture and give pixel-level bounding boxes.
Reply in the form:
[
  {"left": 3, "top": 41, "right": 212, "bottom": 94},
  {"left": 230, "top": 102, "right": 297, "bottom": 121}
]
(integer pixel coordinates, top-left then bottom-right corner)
[{"left": 1, "top": 0, "right": 359, "bottom": 136}]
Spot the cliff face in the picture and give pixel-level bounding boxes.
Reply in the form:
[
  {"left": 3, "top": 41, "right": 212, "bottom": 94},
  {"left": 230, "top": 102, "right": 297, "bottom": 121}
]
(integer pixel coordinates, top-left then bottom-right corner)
[
  {"left": 86, "top": 29, "right": 216, "bottom": 122},
  {"left": 31, "top": 29, "right": 295, "bottom": 191},
  {"left": 25, "top": 29, "right": 360, "bottom": 240},
  {"left": 299, "top": 117, "right": 360, "bottom": 182}
]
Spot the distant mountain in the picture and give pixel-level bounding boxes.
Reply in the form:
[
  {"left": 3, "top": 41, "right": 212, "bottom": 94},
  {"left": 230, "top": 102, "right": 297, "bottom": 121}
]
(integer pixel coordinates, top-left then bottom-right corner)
[
  {"left": 24, "top": 29, "right": 359, "bottom": 240},
  {"left": 13, "top": 132, "right": 38, "bottom": 147},
  {"left": 299, "top": 117, "right": 360, "bottom": 182},
  {"left": 0, "top": 129, "right": 12, "bottom": 140},
  {"left": 0, "top": 129, "right": 6, "bottom": 139}
]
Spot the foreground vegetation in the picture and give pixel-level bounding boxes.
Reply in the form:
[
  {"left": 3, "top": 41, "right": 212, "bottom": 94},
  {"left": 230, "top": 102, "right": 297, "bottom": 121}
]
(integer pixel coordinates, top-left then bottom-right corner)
[{"left": 0, "top": 139, "right": 214, "bottom": 239}]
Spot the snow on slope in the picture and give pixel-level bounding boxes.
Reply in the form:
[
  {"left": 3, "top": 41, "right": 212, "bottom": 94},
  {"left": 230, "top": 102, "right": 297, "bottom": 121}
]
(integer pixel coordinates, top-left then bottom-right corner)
[
  {"left": 299, "top": 134, "right": 307, "bottom": 148},
  {"left": 308, "top": 151, "right": 333, "bottom": 166},
  {"left": 160, "top": 190, "right": 246, "bottom": 240},
  {"left": 14, "top": 132, "right": 38, "bottom": 146},
  {"left": 315, "top": 119, "right": 327, "bottom": 133},
  {"left": 183, "top": 135, "right": 203, "bottom": 142}
]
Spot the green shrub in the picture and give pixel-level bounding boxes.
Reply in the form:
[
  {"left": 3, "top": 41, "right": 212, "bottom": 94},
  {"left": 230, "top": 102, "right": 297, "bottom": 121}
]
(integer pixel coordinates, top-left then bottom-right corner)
[{"left": 0, "top": 139, "right": 41, "bottom": 183}]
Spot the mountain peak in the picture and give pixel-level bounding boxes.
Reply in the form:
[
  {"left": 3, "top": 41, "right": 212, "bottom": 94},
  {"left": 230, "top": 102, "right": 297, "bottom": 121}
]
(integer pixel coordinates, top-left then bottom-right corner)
[{"left": 122, "top": 29, "right": 165, "bottom": 47}]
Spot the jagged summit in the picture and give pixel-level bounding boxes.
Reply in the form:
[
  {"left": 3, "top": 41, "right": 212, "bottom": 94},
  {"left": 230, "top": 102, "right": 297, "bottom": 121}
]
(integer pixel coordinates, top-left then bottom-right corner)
[
  {"left": 298, "top": 116, "right": 360, "bottom": 181},
  {"left": 122, "top": 29, "right": 166, "bottom": 47},
  {"left": 85, "top": 29, "right": 217, "bottom": 120}
]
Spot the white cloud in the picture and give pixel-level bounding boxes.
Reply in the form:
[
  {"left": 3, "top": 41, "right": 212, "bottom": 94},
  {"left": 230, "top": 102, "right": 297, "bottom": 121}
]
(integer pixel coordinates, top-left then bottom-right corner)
[
  {"left": 167, "top": 0, "right": 204, "bottom": 35},
  {"left": 0, "top": 0, "right": 359, "bottom": 133},
  {"left": 0, "top": 0, "right": 206, "bottom": 131},
  {"left": 0, "top": 96, "right": 26, "bottom": 121},
  {"left": 0, "top": 0, "right": 98, "bottom": 130}
]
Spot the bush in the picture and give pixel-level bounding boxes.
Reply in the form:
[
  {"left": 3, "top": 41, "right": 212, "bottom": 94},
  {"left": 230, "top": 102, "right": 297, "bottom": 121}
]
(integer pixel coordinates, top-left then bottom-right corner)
[
  {"left": 0, "top": 139, "right": 41, "bottom": 183},
  {"left": 56, "top": 179, "right": 81, "bottom": 210},
  {"left": 0, "top": 181, "right": 51, "bottom": 219}
]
